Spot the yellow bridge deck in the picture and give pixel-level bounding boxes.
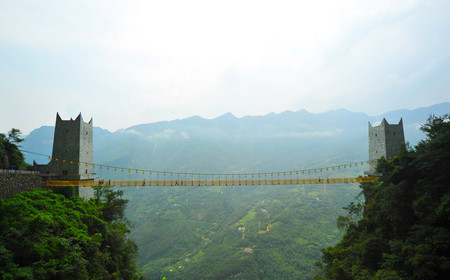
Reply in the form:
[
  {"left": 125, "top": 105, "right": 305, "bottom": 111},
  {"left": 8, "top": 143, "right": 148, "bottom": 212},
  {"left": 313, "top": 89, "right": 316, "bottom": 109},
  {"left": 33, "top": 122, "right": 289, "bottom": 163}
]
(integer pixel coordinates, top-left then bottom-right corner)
[{"left": 46, "top": 176, "right": 378, "bottom": 187}]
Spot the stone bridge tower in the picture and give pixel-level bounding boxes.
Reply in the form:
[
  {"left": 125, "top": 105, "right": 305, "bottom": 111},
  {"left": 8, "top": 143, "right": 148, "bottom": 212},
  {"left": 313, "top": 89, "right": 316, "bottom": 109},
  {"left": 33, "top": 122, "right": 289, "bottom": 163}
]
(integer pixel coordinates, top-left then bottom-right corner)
[
  {"left": 46, "top": 113, "right": 95, "bottom": 181},
  {"left": 367, "top": 118, "right": 405, "bottom": 175},
  {"left": 30, "top": 113, "right": 96, "bottom": 200}
]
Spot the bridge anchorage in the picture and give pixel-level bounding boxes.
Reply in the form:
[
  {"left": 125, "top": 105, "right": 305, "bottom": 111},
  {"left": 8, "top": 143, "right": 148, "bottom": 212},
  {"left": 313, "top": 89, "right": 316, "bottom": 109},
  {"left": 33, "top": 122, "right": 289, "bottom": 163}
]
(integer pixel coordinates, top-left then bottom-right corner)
[{"left": 28, "top": 114, "right": 404, "bottom": 192}]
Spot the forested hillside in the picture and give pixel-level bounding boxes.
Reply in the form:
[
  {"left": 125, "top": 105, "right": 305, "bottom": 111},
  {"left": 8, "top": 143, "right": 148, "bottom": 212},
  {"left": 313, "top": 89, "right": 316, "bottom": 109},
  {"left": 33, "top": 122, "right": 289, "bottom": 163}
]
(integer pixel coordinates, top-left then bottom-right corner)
[
  {"left": 0, "top": 188, "right": 141, "bottom": 279},
  {"left": 315, "top": 115, "right": 450, "bottom": 279},
  {"left": 124, "top": 184, "right": 361, "bottom": 279}
]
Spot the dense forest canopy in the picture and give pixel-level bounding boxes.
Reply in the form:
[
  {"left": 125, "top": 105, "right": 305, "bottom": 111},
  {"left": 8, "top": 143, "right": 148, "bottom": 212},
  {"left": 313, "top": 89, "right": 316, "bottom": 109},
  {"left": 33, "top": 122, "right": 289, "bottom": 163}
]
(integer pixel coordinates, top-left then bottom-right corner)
[
  {"left": 0, "top": 188, "right": 142, "bottom": 279},
  {"left": 315, "top": 114, "right": 450, "bottom": 280}
]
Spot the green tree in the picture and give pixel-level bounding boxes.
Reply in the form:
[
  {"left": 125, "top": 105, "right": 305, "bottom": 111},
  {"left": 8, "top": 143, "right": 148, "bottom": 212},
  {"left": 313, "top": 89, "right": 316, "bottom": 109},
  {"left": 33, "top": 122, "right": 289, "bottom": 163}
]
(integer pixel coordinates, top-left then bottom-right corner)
[
  {"left": 0, "top": 128, "right": 26, "bottom": 169},
  {"left": 91, "top": 187, "right": 141, "bottom": 279}
]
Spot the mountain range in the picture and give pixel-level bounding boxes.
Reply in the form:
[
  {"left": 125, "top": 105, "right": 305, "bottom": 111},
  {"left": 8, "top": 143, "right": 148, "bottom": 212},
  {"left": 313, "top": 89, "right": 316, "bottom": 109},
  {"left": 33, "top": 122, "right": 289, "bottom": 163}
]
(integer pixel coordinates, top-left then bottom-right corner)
[{"left": 23, "top": 102, "right": 449, "bottom": 173}]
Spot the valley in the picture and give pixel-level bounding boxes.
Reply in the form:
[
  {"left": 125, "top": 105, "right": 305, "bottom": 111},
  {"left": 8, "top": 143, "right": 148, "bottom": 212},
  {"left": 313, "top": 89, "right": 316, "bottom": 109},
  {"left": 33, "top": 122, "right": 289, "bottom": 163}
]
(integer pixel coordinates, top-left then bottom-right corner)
[{"left": 124, "top": 184, "right": 361, "bottom": 279}]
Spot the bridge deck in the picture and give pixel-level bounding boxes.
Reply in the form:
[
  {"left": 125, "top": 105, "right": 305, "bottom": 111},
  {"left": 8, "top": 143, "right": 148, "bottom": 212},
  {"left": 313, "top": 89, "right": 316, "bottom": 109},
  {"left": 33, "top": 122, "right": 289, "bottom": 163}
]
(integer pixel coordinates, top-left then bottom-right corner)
[{"left": 46, "top": 176, "right": 377, "bottom": 187}]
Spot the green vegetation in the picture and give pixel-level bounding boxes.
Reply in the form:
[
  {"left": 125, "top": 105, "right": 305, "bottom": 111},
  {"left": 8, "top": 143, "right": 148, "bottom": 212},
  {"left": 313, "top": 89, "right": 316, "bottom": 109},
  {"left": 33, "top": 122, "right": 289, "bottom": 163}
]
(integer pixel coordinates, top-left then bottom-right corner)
[
  {"left": 0, "top": 188, "right": 142, "bottom": 279},
  {"left": 0, "top": 128, "right": 26, "bottom": 169},
  {"left": 315, "top": 115, "right": 450, "bottom": 279},
  {"left": 124, "top": 183, "right": 361, "bottom": 279}
]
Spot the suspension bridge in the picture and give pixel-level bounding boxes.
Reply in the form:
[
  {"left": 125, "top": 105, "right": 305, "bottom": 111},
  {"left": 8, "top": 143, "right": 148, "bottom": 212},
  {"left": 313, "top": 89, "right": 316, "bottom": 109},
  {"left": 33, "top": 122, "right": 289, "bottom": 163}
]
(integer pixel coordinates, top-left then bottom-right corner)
[
  {"left": 33, "top": 152, "right": 381, "bottom": 187},
  {"left": 47, "top": 176, "right": 378, "bottom": 187}
]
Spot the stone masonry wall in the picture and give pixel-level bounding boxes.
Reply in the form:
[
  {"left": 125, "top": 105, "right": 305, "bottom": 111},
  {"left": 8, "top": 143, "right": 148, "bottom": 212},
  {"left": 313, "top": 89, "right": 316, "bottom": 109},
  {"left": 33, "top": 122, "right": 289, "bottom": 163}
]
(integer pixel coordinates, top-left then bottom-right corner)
[{"left": 0, "top": 171, "right": 44, "bottom": 199}]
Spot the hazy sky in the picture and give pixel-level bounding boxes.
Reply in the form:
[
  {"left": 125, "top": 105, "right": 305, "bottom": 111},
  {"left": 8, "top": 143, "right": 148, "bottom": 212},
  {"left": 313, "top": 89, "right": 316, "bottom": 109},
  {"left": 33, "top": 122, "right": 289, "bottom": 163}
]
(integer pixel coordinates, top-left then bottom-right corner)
[{"left": 1, "top": 0, "right": 449, "bottom": 134}]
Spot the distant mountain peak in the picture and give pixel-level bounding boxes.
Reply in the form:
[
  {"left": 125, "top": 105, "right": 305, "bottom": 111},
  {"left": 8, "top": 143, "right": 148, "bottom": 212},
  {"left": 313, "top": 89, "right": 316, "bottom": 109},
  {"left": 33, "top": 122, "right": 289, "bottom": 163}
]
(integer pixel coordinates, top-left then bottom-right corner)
[
  {"left": 215, "top": 112, "right": 236, "bottom": 119},
  {"left": 281, "top": 109, "right": 295, "bottom": 113}
]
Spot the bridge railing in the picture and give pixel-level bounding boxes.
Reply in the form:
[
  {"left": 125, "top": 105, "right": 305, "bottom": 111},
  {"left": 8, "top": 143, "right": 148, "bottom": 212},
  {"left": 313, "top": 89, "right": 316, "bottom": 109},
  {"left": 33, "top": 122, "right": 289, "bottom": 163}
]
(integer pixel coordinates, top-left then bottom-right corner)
[
  {"left": 46, "top": 176, "right": 378, "bottom": 187},
  {"left": 0, "top": 169, "right": 40, "bottom": 175}
]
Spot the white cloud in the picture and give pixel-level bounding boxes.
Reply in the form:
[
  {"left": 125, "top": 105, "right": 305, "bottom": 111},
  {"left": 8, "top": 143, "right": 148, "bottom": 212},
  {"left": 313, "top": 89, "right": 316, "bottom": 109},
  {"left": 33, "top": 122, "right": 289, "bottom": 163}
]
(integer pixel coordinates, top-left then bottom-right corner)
[
  {"left": 276, "top": 129, "right": 343, "bottom": 138},
  {"left": 119, "top": 129, "right": 142, "bottom": 135},
  {"left": 146, "top": 129, "right": 175, "bottom": 139},
  {"left": 181, "top": 132, "right": 190, "bottom": 139}
]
